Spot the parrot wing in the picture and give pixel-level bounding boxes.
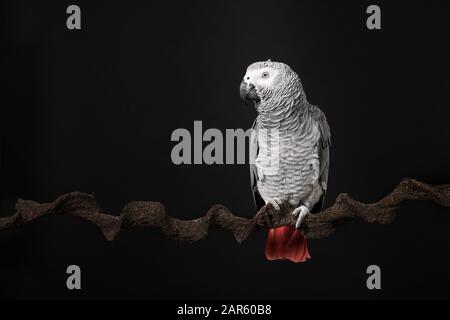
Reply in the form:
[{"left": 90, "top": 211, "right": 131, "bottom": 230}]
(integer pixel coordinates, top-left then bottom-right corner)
[
  {"left": 249, "top": 120, "right": 266, "bottom": 211},
  {"left": 310, "top": 104, "right": 331, "bottom": 213},
  {"left": 249, "top": 106, "right": 331, "bottom": 213}
]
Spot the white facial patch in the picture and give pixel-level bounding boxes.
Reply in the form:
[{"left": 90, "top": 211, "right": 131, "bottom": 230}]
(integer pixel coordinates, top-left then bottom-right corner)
[{"left": 243, "top": 67, "right": 281, "bottom": 89}]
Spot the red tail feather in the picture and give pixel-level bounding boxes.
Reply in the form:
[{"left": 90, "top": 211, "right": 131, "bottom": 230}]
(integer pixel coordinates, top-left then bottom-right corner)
[{"left": 265, "top": 226, "right": 310, "bottom": 263}]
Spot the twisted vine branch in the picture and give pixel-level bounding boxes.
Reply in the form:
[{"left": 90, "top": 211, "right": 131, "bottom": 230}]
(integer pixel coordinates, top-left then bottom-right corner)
[{"left": 0, "top": 178, "right": 449, "bottom": 243}]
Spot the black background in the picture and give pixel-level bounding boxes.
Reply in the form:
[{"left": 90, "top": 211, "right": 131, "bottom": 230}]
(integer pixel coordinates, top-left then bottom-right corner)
[{"left": 1, "top": 0, "right": 450, "bottom": 299}]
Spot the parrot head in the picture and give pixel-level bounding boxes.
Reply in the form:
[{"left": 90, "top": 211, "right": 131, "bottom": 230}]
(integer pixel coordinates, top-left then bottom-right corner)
[{"left": 239, "top": 60, "right": 304, "bottom": 113}]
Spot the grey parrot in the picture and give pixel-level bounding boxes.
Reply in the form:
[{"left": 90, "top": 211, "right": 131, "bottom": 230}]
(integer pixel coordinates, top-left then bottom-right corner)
[{"left": 240, "top": 60, "right": 331, "bottom": 263}]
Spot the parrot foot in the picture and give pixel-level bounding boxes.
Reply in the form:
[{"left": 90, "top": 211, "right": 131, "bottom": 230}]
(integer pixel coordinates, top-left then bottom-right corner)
[
  {"left": 292, "top": 205, "right": 309, "bottom": 229},
  {"left": 266, "top": 197, "right": 283, "bottom": 210}
]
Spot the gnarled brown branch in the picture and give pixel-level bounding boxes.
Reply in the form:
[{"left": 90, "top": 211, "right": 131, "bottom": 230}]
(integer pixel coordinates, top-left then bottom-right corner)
[{"left": 1, "top": 178, "right": 449, "bottom": 243}]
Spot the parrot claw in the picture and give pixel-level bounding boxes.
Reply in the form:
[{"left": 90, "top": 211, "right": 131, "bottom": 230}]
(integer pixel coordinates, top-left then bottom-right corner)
[
  {"left": 267, "top": 198, "right": 283, "bottom": 211},
  {"left": 292, "top": 205, "right": 309, "bottom": 229}
]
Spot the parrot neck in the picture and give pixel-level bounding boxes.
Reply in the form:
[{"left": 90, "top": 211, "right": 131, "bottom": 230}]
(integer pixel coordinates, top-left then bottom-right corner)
[{"left": 257, "top": 93, "right": 309, "bottom": 130}]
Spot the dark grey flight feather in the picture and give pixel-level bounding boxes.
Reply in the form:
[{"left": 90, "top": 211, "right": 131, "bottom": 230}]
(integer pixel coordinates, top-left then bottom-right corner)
[{"left": 310, "top": 104, "right": 331, "bottom": 213}]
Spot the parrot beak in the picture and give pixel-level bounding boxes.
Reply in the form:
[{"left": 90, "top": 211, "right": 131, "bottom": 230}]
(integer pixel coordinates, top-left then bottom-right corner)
[{"left": 240, "top": 80, "right": 260, "bottom": 105}]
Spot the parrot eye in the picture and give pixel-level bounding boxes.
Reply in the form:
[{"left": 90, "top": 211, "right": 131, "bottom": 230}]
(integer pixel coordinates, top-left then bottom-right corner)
[{"left": 262, "top": 72, "right": 269, "bottom": 79}]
